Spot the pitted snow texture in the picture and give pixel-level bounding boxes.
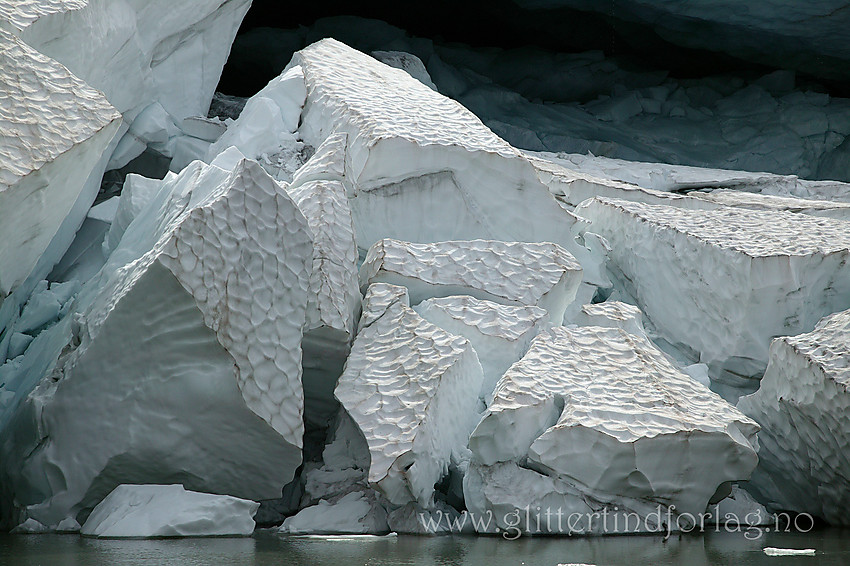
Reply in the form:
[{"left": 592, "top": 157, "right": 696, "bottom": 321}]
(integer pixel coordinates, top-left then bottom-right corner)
[
  {"left": 335, "top": 283, "right": 483, "bottom": 506},
  {"left": 0, "top": 28, "right": 119, "bottom": 190},
  {"left": 361, "top": 239, "right": 582, "bottom": 321},
  {"left": 157, "top": 160, "right": 312, "bottom": 442},
  {"left": 415, "top": 296, "right": 549, "bottom": 343},
  {"left": 589, "top": 197, "right": 850, "bottom": 257},
  {"left": 289, "top": 179, "right": 359, "bottom": 336},
  {"left": 489, "top": 326, "right": 757, "bottom": 442},
  {"left": 739, "top": 309, "right": 850, "bottom": 524},
  {"left": 0, "top": 0, "right": 87, "bottom": 31},
  {"left": 294, "top": 39, "right": 516, "bottom": 157}
]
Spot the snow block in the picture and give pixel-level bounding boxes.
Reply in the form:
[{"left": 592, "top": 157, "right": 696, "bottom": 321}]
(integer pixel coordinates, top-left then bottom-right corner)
[
  {"left": 413, "top": 296, "right": 550, "bottom": 401},
  {"left": 2, "top": 0, "right": 252, "bottom": 164},
  {"left": 738, "top": 309, "right": 850, "bottom": 525},
  {"left": 469, "top": 326, "right": 759, "bottom": 518},
  {"left": 1, "top": 158, "right": 313, "bottom": 528},
  {"left": 0, "top": 27, "right": 121, "bottom": 298},
  {"left": 290, "top": 39, "right": 602, "bottom": 284},
  {"left": 335, "top": 283, "right": 484, "bottom": 507}
]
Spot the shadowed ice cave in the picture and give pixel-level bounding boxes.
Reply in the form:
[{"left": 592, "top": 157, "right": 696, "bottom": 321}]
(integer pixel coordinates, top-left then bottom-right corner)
[{"left": 216, "top": 1, "right": 850, "bottom": 182}]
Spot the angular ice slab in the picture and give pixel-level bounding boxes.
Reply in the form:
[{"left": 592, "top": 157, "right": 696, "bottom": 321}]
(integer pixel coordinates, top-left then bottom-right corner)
[
  {"left": 0, "top": 27, "right": 121, "bottom": 298},
  {"left": 1, "top": 158, "right": 313, "bottom": 528},
  {"left": 579, "top": 197, "right": 850, "bottom": 383},
  {"left": 1, "top": 0, "right": 251, "bottom": 165},
  {"left": 360, "top": 239, "right": 582, "bottom": 324},
  {"left": 335, "top": 283, "right": 483, "bottom": 506},
  {"left": 738, "top": 309, "right": 850, "bottom": 525},
  {"left": 80, "top": 485, "right": 259, "bottom": 538},
  {"left": 469, "top": 326, "right": 759, "bottom": 517},
  {"left": 413, "top": 296, "right": 549, "bottom": 400},
  {"left": 280, "top": 491, "right": 389, "bottom": 535},
  {"left": 288, "top": 39, "right": 604, "bottom": 286}
]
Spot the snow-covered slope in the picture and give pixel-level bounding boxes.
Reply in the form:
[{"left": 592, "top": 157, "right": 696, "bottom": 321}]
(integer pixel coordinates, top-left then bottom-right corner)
[
  {"left": 579, "top": 197, "right": 850, "bottom": 389},
  {"left": 335, "top": 284, "right": 483, "bottom": 507},
  {"left": 80, "top": 485, "right": 259, "bottom": 538},
  {"left": 738, "top": 309, "right": 850, "bottom": 525},
  {"left": 1, "top": 158, "right": 312, "bottom": 529},
  {"left": 360, "top": 239, "right": 582, "bottom": 324}
]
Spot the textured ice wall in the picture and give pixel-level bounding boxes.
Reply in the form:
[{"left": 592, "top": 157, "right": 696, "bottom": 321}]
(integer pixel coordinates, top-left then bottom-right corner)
[
  {"left": 738, "top": 309, "right": 850, "bottom": 524},
  {"left": 1, "top": 158, "right": 312, "bottom": 528},
  {"left": 336, "top": 283, "right": 483, "bottom": 506},
  {"left": 579, "top": 197, "right": 850, "bottom": 386},
  {"left": 0, "top": 27, "right": 121, "bottom": 298}
]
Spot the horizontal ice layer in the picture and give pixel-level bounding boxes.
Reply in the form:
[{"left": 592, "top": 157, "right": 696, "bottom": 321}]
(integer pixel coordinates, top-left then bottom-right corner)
[
  {"left": 572, "top": 301, "right": 646, "bottom": 338},
  {"left": 335, "top": 283, "right": 483, "bottom": 507},
  {"left": 738, "top": 309, "right": 850, "bottom": 525},
  {"left": 1, "top": 0, "right": 251, "bottom": 165},
  {"left": 1, "top": 158, "right": 313, "bottom": 528},
  {"left": 0, "top": 27, "right": 121, "bottom": 298},
  {"left": 80, "top": 485, "right": 259, "bottom": 538},
  {"left": 537, "top": 152, "right": 850, "bottom": 202},
  {"left": 288, "top": 39, "right": 604, "bottom": 284},
  {"left": 360, "top": 239, "right": 582, "bottom": 324},
  {"left": 578, "top": 197, "right": 850, "bottom": 382},
  {"left": 413, "top": 296, "right": 549, "bottom": 400},
  {"left": 470, "top": 326, "right": 759, "bottom": 517},
  {"left": 692, "top": 190, "right": 850, "bottom": 221}
]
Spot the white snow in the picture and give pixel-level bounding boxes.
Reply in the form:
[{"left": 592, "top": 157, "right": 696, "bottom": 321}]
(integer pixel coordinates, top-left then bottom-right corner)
[
  {"left": 1, "top": 158, "right": 313, "bottom": 529},
  {"left": 469, "top": 326, "right": 759, "bottom": 518},
  {"left": 738, "top": 308, "right": 850, "bottom": 525},
  {"left": 361, "top": 239, "right": 582, "bottom": 324},
  {"left": 413, "top": 296, "right": 550, "bottom": 400},
  {"left": 80, "top": 484, "right": 259, "bottom": 538},
  {"left": 578, "top": 197, "right": 850, "bottom": 388},
  {"left": 335, "top": 283, "right": 484, "bottom": 507}
]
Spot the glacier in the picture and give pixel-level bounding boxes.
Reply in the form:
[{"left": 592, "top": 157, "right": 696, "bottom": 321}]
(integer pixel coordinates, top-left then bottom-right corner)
[{"left": 3, "top": 2, "right": 850, "bottom": 540}]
